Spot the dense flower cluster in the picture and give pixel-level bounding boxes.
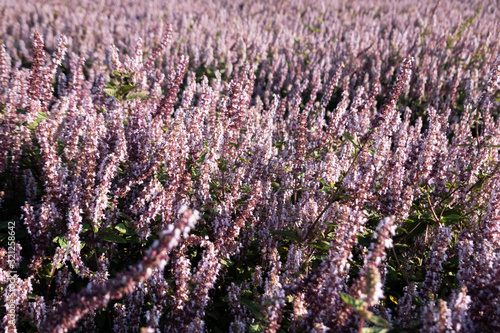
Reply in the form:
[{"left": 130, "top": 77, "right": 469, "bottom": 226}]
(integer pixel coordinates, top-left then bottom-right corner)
[{"left": 0, "top": 0, "right": 499, "bottom": 332}]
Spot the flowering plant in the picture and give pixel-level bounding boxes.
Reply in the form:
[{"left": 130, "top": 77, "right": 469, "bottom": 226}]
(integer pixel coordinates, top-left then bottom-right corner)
[{"left": 0, "top": 0, "right": 499, "bottom": 332}]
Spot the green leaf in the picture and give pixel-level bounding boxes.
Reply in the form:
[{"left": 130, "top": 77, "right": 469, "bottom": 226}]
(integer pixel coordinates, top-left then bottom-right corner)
[
  {"left": 235, "top": 198, "right": 247, "bottom": 205},
  {"left": 442, "top": 214, "right": 460, "bottom": 225},
  {"left": 241, "top": 290, "right": 253, "bottom": 297},
  {"left": 364, "top": 311, "right": 391, "bottom": 328},
  {"left": 325, "top": 222, "right": 338, "bottom": 230},
  {"left": 361, "top": 328, "right": 389, "bottom": 333},
  {"left": 39, "top": 263, "right": 53, "bottom": 278},
  {"left": 126, "top": 91, "right": 149, "bottom": 101},
  {"left": 306, "top": 241, "right": 330, "bottom": 250},
  {"left": 220, "top": 259, "right": 234, "bottom": 267},
  {"left": 37, "top": 111, "right": 48, "bottom": 120},
  {"left": 412, "top": 295, "right": 426, "bottom": 306},
  {"left": 304, "top": 24, "right": 320, "bottom": 32},
  {"left": 125, "top": 235, "right": 140, "bottom": 244},
  {"left": 271, "top": 181, "right": 281, "bottom": 190},
  {"left": 341, "top": 293, "right": 367, "bottom": 312},
  {"left": 357, "top": 234, "right": 373, "bottom": 247},
  {"left": 344, "top": 132, "right": 360, "bottom": 147},
  {"left": 118, "top": 211, "right": 130, "bottom": 219},
  {"left": 270, "top": 230, "right": 299, "bottom": 242},
  {"left": 240, "top": 299, "right": 262, "bottom": 317},
  {"left": 103, "top": 88, "right": 118, "bottom": 98},
  {"left": 241, "top": 186, "right": 252, "bottom": 193},
  {"left": 249, "top": 323, "right": 265, "bottom": 333},
  {"left": 119, "top": 85, "right": 137, "bottom": 94},
  {"left": 197, "top": 151, "right": 208, "bottom": 164},
  {"left": 27, "top": 111, "right": 49, "bottom": 130},
  {"left": 101, "top": 234, "right": 127, "bottom": 243},
  {"left": 114, "top": 223, "right": 127, "bottom": 234},
  {"left": 52, "top": 235, "right": 68, "bottom": 248},
  {"left": 105, "top": 81, "right": 117, "bottom": 88}
]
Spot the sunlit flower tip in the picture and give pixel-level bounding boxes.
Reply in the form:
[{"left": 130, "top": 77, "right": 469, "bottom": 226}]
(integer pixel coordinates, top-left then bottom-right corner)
[
  {"left": 384, "top": 238, "right": 393, "bottom": 248},
  {"left": 178, "top": 205, "right": 188, "bottom": 215}
]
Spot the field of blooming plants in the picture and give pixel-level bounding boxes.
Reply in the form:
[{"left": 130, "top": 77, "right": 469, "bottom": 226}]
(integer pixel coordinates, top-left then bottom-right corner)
[{"left": 0, "top": 0, "right": 499, "bottom": 332}]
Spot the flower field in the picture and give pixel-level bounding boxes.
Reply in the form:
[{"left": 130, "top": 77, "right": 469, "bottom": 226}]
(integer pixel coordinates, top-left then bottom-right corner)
[{"left": 0, "top": 0, "right": 499, "bottom": 332}]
